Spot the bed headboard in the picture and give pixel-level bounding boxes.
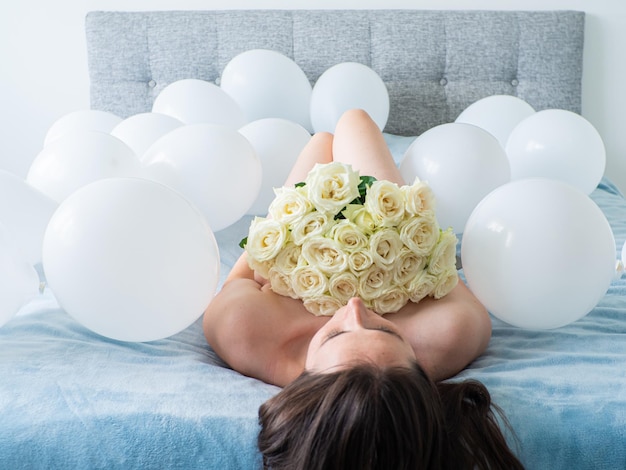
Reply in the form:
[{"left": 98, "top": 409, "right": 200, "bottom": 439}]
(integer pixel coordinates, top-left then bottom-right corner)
[{"left": 85, "top": 10, "right": 584, "bottom": 136}]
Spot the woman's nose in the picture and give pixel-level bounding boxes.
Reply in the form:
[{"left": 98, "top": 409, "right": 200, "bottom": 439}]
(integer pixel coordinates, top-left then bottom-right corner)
[{"left": 342, "top": 298, "right": 368, "bottom": 328}]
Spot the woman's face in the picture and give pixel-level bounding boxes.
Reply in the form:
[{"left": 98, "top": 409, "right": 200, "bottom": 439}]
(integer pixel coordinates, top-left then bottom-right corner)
[{"left": 305, "top": 297, "right": 416, "bottom": 373}]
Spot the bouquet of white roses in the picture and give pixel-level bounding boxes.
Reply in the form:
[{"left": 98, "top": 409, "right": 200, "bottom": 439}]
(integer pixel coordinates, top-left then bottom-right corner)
[{"left": 241, "top": 162, "right": 458, "bottom": 316}]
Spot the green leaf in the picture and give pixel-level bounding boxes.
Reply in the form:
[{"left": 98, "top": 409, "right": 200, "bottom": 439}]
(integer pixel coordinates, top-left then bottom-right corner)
[
  {"left": 295, "top": 181, "right": 306, "bottom": 188},
  {"left": 239, "top": 237, "right": 248, "bottom": 249},
  {"left": 357, "top": 175, "right": 377, "bottom": 204}
]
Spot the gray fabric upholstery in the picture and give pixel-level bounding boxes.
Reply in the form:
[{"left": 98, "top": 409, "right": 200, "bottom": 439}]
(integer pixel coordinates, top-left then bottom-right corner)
[{"left": 85, "top": 10, "right": 584, "bottom": 136}]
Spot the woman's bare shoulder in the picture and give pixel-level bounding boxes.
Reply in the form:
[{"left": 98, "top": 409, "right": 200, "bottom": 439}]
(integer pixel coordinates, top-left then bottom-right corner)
[
  {"left": 203, "top": 278, "right": 325, "bottom": 386},
  {"left": 385, "top": 279, "right": 491, "bottom": 382}
]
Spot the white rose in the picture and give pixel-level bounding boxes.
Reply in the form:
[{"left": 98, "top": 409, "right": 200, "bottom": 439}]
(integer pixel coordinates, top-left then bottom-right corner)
[
  {"left": 342, "top": 204, "right": 377, "bottom": 235},
  {"left": 364, "top": 180, "right": 405, "bottom": 227},
  {"left": 268, "top": 266, "right": 298, "bottom": 299},
  {"left": 247, "top": 257, "right": 273, "bottom": 280},
  {"left": 431, "top": 267, "right": 459, "bottom": 299},
  {"left": 393, "top": 248, "right": 427, "bottom": 286},
  {"left": 357, "top": 263, "right": 392, "bottom": 301},
  {"left": 301, "top": 236, "right": 348, "bottom": 274},
  {"left": 290, "top": 211, "right": 331, "bottom": 245},
  {"left": 402, "top": 178, "right": 436, "bottom": 216},
  {"left": 268, "top": 186, "right": 313, "bottom": 224},
  {"left": 369, "top": 228, "right": 403, "bottom": 267},
  {"left": 303, "top": 295, "right": 344, "bottom": 317},
  {"left": 405, "top": 269, "right": 437, "bottom": 303},
  {"left": 328, "top": 271, "right": 359, "bottom": 304},
  {"left": 274, "top": 243, "right": 302, "bottom": 274},
  {"left": 328, "top": 219, "right": 368, "bottom": 252},
  {"left": 347, "top": 249, "right": 374, "bottom": 273},
  {"left": 245, "top": 217, "right": 288, "bottom": 262},
  {"left": 292, "top": 265, "right": 329, "bottom": 300},
  {"left": 427, "top": 228, "right": 458, "bottom": 275},
  {"left": 371, "top": 288, "right": 409, "bottom": 315},
  {"left": 398, "top": 211, "right": 440, "bottom": 256},
  {"left": 304, "top": 162, "right": 360, "bottom": 215}
]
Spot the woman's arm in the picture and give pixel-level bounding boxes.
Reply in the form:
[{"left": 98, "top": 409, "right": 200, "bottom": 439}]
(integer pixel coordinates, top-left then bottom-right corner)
[
  {"left": 203, "top": 266, "right": 323, "bottom": 386},
  {"left": 203, "top": 277, "right": 281, "bottom": 383},
  {"left": 386, "top": 279, "right": 492, "bottom": 382},
  {"left": 225, "top": 252, "right": 254, "bottom": 281}
]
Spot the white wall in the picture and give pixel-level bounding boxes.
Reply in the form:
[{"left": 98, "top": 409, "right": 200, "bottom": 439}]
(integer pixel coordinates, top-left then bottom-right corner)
[{"left": 2, "top": 0, "right": 625, "bottom": 193}]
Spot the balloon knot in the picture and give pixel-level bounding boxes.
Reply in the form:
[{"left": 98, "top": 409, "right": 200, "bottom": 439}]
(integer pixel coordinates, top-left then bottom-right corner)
[{"left": 616, "top": 260, "right": 625, "bottom": 280}]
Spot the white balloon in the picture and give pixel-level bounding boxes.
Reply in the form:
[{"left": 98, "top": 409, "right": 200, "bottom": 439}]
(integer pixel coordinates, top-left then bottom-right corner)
[
  {"left": 400, "top": 122, "right": 510, "bottom": 234},
  {"left": 0, "top": 170, "right": 58, "bottom": 265},
  {"left": 44, "top": 110, "right": 122, "bottom": 146},
  {"left": 239, "top": 118, "right": 311, "bottom": 215},
  {"left": 142, "top": 124, "right": 262, "bottom": 231},
  {"left": 111, "top": 112, "right": 183, "bottom": 158},
  {"left": 42, "top": 177, "right": 220, "bottom": 342},
  {"left": 0, "top": 223, "right": 40, "bottom": 327},
  {"left": 461, "top": 178, "right": 616, "bottom": 329},
  {"left": 505, "top": 109, "right": 606, "bottom": 195},
  {"left": 220, "top": 49, "right": 313, "bottom": 131},
  {"left": 27, "top": 130, "right": 142, "bottom": 203},
  {"left": 152, "top": 78, "right": 246, "bottom": 128},
  {"left": 310, "top": 62, "right": 389, "bottom": 133},
  {"left": 455, "top": 95, "right": 535, "bottom": 148}
]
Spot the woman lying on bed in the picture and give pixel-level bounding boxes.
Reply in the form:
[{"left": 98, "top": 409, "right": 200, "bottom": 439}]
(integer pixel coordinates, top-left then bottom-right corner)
[{"left": 203, "top": 109, "right": 523, "bottom": 470}]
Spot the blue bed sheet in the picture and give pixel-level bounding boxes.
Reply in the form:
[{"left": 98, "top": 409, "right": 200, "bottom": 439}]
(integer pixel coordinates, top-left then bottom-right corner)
[{"left": 1, "top": 172, "right": 625, "bottom": 469}]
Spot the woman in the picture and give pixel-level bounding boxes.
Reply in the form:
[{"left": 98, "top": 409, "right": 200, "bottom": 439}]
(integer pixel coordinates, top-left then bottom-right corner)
[{"left": 204, "top": 109, "right": 523, "bottom": 469}]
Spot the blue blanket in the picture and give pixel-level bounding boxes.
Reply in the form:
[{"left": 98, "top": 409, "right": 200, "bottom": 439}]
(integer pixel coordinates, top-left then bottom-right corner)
[
  {"left": 1, "top": 170, "right": 625, "bottom": 469},
  {"left": 0, "top": 291, "right": 278, "bottom": 469}
]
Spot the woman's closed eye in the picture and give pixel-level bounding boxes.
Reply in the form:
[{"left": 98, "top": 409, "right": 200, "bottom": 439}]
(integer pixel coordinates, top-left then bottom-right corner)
[
  {"left": 322, "top": 326, "right": 403, "bottom": 346},
  {"left": 322, "top": 328, "right": 346, "bottom": 345}
]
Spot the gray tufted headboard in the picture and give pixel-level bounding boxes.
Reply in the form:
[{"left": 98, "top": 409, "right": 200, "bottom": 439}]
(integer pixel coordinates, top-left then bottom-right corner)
[{"left": 85, "top": 10, "right": 584, "bottom": 136}]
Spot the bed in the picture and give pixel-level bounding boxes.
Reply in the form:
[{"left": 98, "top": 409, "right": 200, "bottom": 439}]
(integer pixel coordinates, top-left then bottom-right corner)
[{"left": 2, "top": 9, "right": 625, "bottom": 470}]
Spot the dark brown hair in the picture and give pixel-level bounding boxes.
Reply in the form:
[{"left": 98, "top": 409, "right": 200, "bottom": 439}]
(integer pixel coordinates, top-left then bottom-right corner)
[{"left": 258, "top": 362, "right": 523, "bottom": 470}]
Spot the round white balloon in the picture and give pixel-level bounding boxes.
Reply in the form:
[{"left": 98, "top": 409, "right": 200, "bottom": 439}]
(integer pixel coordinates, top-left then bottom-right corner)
[
  {"left": 310, "top": 62, "right": 389, "bottom": 133},
  {"left": 505, "top": 109, "right": 606, "bottom": 195},
  {"left": 239, "top": 118, "right": 311, "bottom": 215},
  {"left": 220, "top": 49, "right": 313, "bottom": 131},
  {"left": 44, "top": 110, "right": 122, "bottom": 146},
  {"left": 111, "top": 112, "right": 183, "bottom": 158},
  {"left": 27, "top": 130, "right": 142, "bottom": 203},
  {"left": 152, "top": 78, "right": 246, "bottom": 128},
  {"left": 142, "top": 123, "right": 262, "bottom": 231},
  {"left": 0, "top": 223, "right": 40, "bottom": 328},
  {"left": 455, "top": 94, "right": 535, "bottom": 148},
  {"left": 42, "top": 177, "right": 220, "bottom": 342},
  {"left": 0, "top": 170, "right": 58, "bottom": 265},
  {"left": 400, "top": 122, "right": 510, "bottom": 234},
  {"left": 461, "top": 178, "right": 616, "bottom": 330}
]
